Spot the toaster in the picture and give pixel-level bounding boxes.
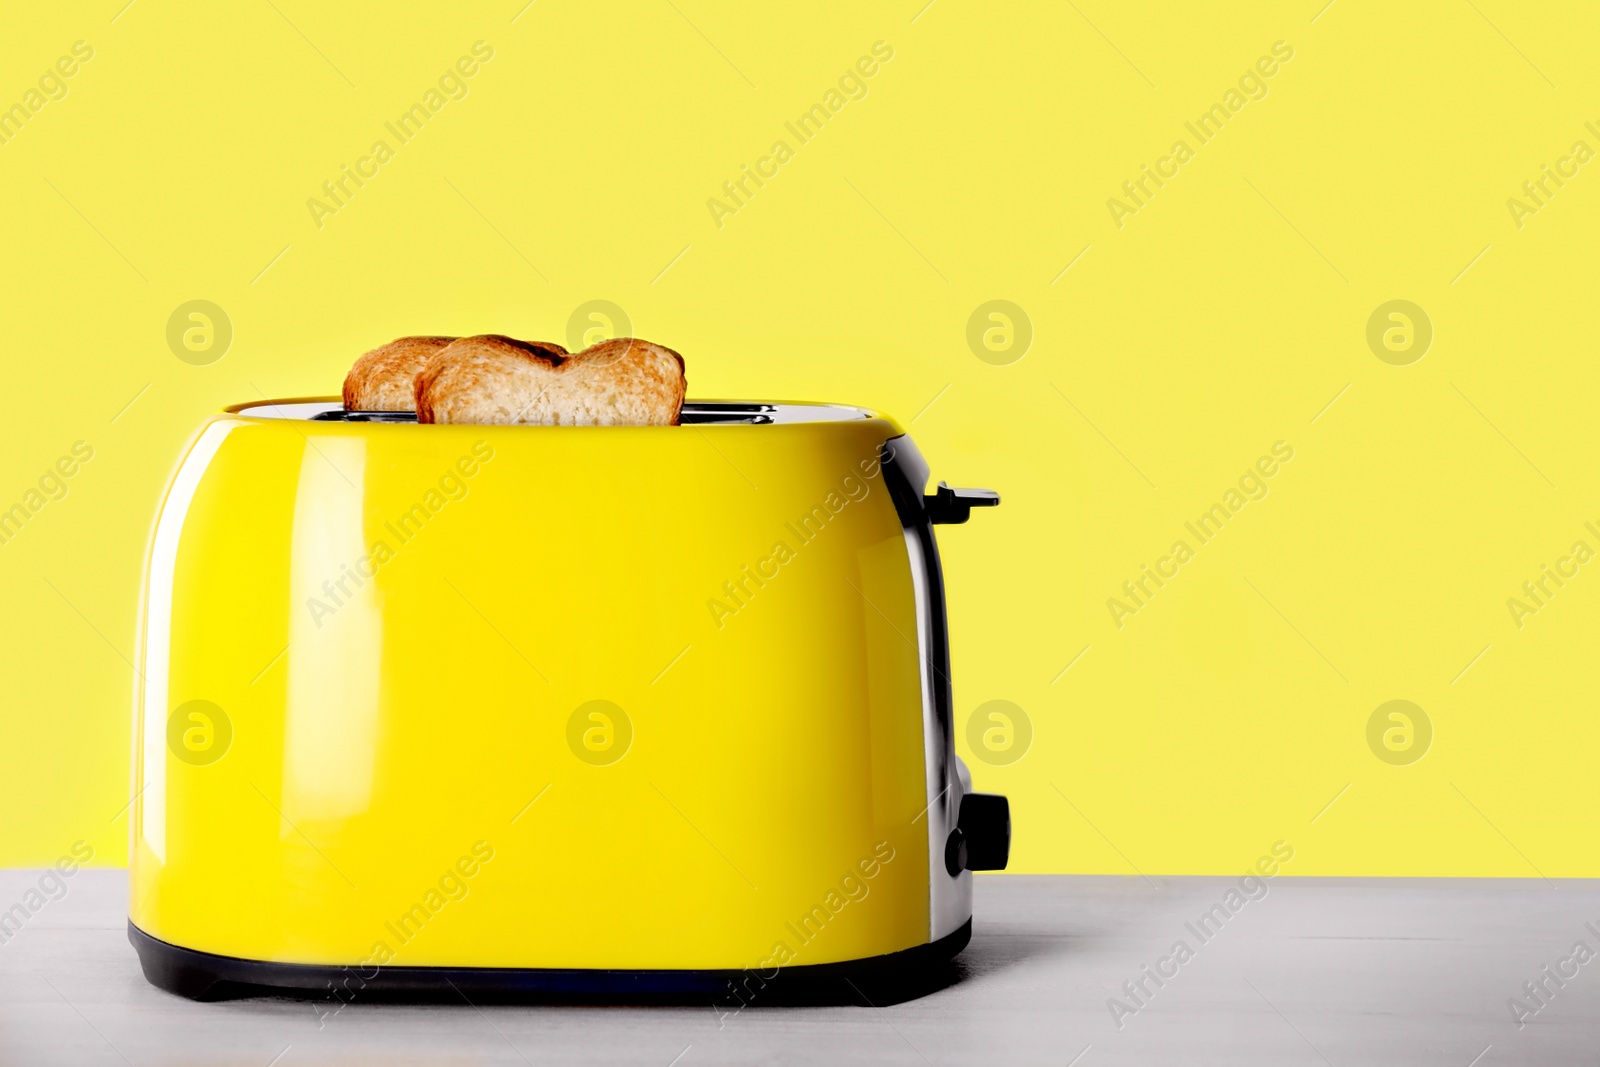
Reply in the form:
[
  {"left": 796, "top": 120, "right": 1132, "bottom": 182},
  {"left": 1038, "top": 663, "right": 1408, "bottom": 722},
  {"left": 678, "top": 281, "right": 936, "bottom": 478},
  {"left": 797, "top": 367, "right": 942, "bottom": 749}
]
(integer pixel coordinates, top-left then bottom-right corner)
[{"left": 128, "top": 398, "right": 1008, "bottom": 1001}]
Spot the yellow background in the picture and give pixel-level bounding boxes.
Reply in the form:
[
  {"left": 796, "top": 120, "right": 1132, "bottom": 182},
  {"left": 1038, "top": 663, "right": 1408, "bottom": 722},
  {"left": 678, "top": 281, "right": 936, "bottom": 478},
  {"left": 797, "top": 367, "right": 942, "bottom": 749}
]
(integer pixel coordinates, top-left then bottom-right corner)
[{"left": 2, "top": 1, "right": 1595, "bottom": 876}]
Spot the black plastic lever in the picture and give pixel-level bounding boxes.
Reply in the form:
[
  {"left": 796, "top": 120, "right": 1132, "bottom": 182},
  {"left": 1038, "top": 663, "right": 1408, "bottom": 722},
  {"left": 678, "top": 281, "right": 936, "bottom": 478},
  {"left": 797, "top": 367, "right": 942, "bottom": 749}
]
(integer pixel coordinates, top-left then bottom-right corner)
[{"left": 924, "top": 482, "right": 1000, "bottom": 525}]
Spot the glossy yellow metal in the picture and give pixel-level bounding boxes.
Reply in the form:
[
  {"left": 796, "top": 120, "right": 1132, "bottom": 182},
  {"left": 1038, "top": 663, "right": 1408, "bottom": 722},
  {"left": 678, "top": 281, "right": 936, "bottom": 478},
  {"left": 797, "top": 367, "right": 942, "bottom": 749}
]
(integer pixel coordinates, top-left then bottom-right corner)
[{"left": 130, "top": 401, "right": 934, "bottom": 971}]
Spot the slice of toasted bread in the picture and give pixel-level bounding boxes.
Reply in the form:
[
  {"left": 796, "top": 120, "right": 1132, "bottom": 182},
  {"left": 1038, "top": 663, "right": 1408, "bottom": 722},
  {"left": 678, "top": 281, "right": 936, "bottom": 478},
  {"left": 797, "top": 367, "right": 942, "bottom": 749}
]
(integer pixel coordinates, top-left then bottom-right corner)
[
  {"left": 343, "top": 336, "right": 457, "bottom": 411},
  {"left": 416, "top": 335, "right": 686, "bottom": 426}
]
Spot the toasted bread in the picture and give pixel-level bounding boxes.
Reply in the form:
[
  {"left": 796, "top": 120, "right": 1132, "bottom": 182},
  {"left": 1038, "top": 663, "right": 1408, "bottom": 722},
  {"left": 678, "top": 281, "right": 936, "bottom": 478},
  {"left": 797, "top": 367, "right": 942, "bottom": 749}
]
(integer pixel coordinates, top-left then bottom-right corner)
[
  {"left": 415, "top": 335, "right": 687, "bottom": 426},
  {"left": 343, "top": 336, "right": 457, "bottom": 411}
]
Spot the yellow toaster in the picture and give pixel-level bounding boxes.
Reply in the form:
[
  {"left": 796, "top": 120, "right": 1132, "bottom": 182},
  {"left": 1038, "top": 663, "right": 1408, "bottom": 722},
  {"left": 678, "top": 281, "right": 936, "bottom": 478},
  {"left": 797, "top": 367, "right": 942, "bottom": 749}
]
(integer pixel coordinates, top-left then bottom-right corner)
[{"left": 128, "top": 399, "right": 1008, "bottom": 1001}]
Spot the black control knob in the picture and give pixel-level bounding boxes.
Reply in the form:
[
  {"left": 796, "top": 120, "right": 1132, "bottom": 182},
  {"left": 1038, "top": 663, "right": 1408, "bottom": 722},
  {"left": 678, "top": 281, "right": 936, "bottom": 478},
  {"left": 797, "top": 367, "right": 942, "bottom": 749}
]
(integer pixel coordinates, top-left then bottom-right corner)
[{"left": 944, "top": 792, "right": 1010, "bottom": 875}]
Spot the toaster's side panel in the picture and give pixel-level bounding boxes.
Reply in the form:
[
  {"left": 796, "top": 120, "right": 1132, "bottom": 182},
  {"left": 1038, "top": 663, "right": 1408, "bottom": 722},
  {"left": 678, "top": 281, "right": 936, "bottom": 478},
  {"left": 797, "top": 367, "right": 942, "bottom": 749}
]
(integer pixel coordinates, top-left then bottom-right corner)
[
  {"left": 878, "top": 436, "right": 972, "bottom": 943},
  {"left": 131, "top": 416, "right": 939, "bottom": 973},
  {"left": 130, "top": 417, "right": 312, "bottom": 941}
]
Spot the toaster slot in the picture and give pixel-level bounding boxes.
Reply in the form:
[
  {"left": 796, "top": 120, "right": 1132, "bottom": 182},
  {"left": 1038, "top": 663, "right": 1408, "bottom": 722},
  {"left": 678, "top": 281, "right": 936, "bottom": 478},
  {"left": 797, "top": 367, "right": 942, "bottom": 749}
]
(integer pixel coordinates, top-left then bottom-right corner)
[
  {"left": 310, "top": 409, "right": 417, "bottom": 423},
  {"left": 250, "top": 400, "right": 875, "bottom": 425},
  {"left": 309, "top": 404, "right": 778, "bottom": 424},
  {"left": 678, "top": 403, "right": 776, "bottom": 425}
]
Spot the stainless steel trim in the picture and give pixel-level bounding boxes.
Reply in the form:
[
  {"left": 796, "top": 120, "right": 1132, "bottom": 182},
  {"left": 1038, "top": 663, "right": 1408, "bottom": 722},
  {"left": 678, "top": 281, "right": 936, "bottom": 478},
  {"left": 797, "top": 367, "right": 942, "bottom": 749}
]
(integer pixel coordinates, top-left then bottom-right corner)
[
  {"left": 231, "top": 400, "right": 876, "bottom": 425},
  {"left": 878, "top": 434, "right": 970, "bottom": 940}
]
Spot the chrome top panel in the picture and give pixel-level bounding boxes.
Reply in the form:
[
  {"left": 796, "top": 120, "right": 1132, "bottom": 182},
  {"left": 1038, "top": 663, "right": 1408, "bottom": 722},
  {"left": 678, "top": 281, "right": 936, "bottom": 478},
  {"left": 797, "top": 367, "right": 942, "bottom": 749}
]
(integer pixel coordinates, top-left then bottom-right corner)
[{"left": 231, "top": 400, "right": 876, "bottom": 425}]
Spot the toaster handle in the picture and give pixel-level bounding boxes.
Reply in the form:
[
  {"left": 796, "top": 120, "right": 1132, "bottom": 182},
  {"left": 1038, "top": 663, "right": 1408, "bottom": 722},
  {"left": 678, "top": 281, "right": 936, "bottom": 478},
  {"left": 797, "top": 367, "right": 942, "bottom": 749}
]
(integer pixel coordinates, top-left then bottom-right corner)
[{"left": 925, "top": 482, "right": 1000, "bottom": 525}]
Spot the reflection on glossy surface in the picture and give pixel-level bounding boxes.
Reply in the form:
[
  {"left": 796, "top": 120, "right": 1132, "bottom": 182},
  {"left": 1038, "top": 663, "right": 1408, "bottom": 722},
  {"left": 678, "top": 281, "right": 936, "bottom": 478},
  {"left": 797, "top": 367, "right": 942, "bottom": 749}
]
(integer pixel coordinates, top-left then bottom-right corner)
[
  {"left": 135, "top": 420, "right": 234, "bottom": 872},
  {"left": 286, "top": 436, "right": 379, "bottom": 827}
]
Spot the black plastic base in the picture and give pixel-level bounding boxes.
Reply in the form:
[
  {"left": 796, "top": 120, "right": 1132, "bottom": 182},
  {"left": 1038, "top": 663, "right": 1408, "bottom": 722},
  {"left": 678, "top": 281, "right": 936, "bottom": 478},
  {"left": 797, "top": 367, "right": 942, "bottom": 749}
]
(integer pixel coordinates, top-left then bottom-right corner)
[{"left": 129, "top": 919, "right": 972, "bottom": 1006}]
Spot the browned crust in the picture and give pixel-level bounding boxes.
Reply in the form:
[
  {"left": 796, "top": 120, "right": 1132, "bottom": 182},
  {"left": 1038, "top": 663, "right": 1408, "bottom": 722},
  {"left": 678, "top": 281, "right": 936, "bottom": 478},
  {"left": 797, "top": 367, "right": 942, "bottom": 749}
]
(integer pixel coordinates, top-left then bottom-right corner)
[
  {"left": 415, "top": 335, "right": 686, "bottom": 426},
  {"left": 472, "top": 334, "right": 571, "bottom": 365},
  {"left": 342, "top": 336, "right": 457, "bottom": 411},
  {"left": 413, "top": 336, "right": 568, "bottom": 423},
  {"left": 582, "top": 337, "right": 686, "bottom": 379}
]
